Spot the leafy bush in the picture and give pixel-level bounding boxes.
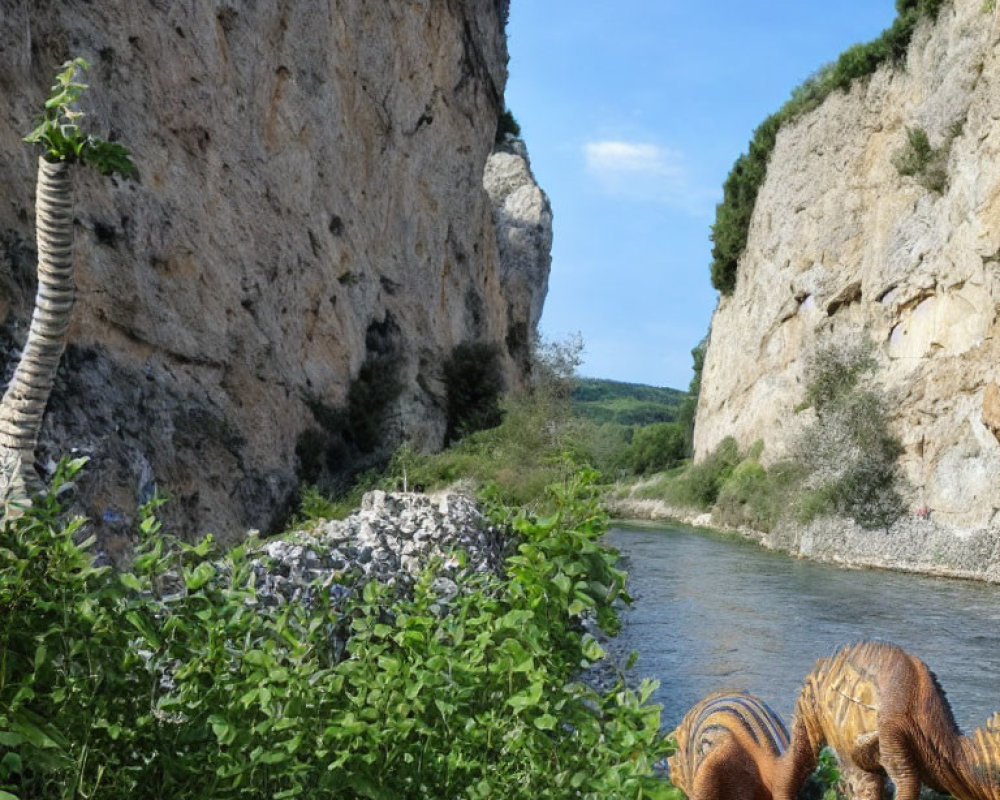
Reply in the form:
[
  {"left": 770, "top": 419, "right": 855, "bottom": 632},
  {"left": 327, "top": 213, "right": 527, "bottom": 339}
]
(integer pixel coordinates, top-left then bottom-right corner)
[
  {"left": 0, "top": 459, "right": 144, "bottom": 799},
  {"left": 679, "top": 437, "right": 742, "bottom": 508},
  {"left": 1, "top": 466, "right": 673, "bottom": 799},
  {"left": 710, "top": 0, "right": 948, "bottom": 294},
  {"left": 892, "top": 124, "right": 960, "bottom": 194},
  {"left": 802, "top": 342, "right": 876, "bottom": 412},
  {"left": 675, "top": 337, "right": 707, "bottom": 458},
  {"left": 444, "top": 342, "right": 505, "bottom": 443},
  {"left": 795, "top": 344, "right": 906, "bottom": 529},
  {"left": 495, "top": 108, "right": 522, "bottom": 144},
  {"left": 627, "top": 422, "right": 687, "bottom": 475},
  {"left": 715, "top": 458, "right": 804, "bottom": 532},
  {"left": 630, "top": 437, "right": 743, "bottom": 510},
  {"left": 295, "top": 319, "right": 403, "bottom": 491}
]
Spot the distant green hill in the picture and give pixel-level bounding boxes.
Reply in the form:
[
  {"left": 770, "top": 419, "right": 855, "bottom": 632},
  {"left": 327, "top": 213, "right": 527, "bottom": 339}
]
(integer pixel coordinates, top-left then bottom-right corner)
[{"left": 571, "top": 378, "right": 687, "bottom": 426}]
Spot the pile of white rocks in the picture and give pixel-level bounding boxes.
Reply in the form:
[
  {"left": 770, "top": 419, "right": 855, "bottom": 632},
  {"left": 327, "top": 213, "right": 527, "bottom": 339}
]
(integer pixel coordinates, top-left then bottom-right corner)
[{"left": 250, "top": 490, "right": 510, "bottom": 608}]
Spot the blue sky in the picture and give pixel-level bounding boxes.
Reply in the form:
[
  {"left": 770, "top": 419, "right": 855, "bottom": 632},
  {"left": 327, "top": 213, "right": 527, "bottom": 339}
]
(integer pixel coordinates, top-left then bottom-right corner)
[{"left": 505, "top": 1, "right": 899, "bottom": 390}]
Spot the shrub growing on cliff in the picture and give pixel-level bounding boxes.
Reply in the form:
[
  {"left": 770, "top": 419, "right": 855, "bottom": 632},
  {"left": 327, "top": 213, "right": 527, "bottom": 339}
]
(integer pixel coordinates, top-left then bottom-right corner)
[
  {"left": 892, "top": 124, "right": 961, "bottom": 194},
  {"left": 443, "top": 341, "right": 505, "bottom": 443},
  {"left": 495, "top": 108, "right": 522, "bottom": 144},
  {"left": 795, "top": 343, "right": 906, "bottom": 529},
  {"left": 0, "top": 465, "right": 671, "bottom": 799}
]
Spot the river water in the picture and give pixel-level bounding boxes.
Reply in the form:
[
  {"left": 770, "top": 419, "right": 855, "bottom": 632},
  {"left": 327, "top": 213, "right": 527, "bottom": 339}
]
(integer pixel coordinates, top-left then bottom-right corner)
[{"left": 605, "top": 523, "right": 1000, "bottom": 733}]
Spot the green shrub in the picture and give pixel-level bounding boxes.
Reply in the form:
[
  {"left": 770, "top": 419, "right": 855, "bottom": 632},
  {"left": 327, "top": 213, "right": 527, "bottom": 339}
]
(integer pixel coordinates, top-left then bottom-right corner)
[
  {"left": 680, "top": 437, "right": 741, "bottom": 508},
  {"left": 715, "top": 458, "right": 804, "bottom": 532},
  {"left": 627, "top": 422, "right": 687, "bottom": 475},
  {"left": 295, "top": 320, "right": 403, "bottom": 492},
  {"left": 0, "top": 466, "right": 672, "bottom": 800},
  {"left": 495, "top": 108, "right": 521, "bottom": 144},
  {"left": 443, "top": 341, "right": 505, "bottom": 443},
  {"left": 710, "top": 0, "right": 948, "bottom": 294},
  {"left": 0, "top": 460, "right": 159, "bottom": 799},
  {"left": 892, "top": 124, "right": 960, "bottom": 194},
  {"left": 715, "top": 459, "right": 769, "bottom": 528},
  {"left": 675, "top": 337, "right": 707, "bottom": 458},
  {"left": 802, "top": 342, "right": 876, "bottom": 413},
  {"left": 795, "top": 344, "right": 906, "bottom": 529}
]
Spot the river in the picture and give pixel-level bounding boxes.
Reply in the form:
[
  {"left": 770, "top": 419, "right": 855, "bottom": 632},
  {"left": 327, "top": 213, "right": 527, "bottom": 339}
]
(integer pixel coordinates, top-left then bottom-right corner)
[{"left": 605, "top": 523, "right": 1000, "bottom": 733}]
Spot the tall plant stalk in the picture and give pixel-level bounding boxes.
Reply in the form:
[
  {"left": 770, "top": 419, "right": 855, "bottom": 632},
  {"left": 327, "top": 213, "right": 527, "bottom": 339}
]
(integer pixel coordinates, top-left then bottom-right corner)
[
  {"left": 0, "top": 58, "right": 134, "bottom": 515},
  {"left": 0, "top": 159, "right": 74, "bottom": 504}
]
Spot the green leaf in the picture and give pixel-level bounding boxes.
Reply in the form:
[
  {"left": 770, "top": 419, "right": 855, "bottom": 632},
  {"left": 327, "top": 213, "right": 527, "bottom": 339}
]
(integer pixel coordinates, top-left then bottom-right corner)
[
  {"left": 534, "top": 713, "right": 557, "bottom": 730},
  {"left": 119, "top": 572, "right": 143, "bottom": 591},
  {"left": 0, "top": 752, "right": 22, "bottom": 775},
  {"left": 184, "top": 561, "right": 216, "bottom": 591},
  {"left": 507, "top": 681, "right": 543, "bottom": 712},
  {"left": 209, "top": 714, "right": 236, "bottom": 746},
  {"left": 125, "top": 610, "right": 161, "bottom": 648}
]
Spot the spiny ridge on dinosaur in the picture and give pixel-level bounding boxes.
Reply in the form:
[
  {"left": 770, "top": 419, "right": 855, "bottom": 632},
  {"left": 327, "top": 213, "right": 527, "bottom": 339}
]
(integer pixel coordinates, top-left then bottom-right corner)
[
  {"left": 668, "top": 690, "right": 790, "bottom": 800},
  {"left": 774, "top": 640, "right": 1000, "bottom": 800}
]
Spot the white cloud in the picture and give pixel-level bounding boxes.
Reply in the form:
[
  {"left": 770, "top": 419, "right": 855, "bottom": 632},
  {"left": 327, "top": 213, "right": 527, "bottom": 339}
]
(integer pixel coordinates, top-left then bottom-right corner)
[
  {"left": 584, "top": 140, "right": 683, "bottom": 178},
  {"left": 582, "top": 139, "right": 716, "bottom": 216}
]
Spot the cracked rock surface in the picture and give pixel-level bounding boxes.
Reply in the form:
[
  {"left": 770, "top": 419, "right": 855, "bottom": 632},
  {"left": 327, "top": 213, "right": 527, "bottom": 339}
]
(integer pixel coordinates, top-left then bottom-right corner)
[{"left": 250, "top": 490, "right": 510, "bottom": 608}]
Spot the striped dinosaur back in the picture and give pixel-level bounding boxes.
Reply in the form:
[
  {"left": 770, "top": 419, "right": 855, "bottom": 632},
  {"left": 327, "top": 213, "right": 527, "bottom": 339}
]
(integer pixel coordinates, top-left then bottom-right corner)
[
  {"left": 966, "top": 723, "right": 1000, "bottom": 800},
  {"left": 668, "top": 690, "right": 790, "bottom": 795},
  {"left": 795, "top": 641, "right": 887, "bottom": 755}
]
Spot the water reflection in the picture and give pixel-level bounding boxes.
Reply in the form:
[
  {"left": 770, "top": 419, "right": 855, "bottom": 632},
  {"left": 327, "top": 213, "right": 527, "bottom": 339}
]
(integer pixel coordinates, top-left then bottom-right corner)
[{"left": 605, "top": 524, "right": 1000, "bottom": 732}]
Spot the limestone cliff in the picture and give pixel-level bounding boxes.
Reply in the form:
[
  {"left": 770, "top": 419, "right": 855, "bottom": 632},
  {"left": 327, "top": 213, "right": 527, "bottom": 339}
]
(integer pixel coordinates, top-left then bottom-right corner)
[
  {"left": 0, "top": 0, "right": 550, "bottom": 547},
  {"left": 696, "top": 0, "right": 1000, "bottom": 532}
]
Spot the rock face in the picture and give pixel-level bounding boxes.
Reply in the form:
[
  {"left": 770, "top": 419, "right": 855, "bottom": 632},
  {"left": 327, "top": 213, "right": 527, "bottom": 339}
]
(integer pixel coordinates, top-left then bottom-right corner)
[
  {"left": 484, "top": 136, "right": 553, "bottom": 373},
  {"left": 696, "top": 0, "right": 1000, "bottom": 532},
  {"left": 0, "top": 1, "right": 549, "bottom": 544},
  {"left": 250, "top": 490, "right": 510, "bottom": 611}
]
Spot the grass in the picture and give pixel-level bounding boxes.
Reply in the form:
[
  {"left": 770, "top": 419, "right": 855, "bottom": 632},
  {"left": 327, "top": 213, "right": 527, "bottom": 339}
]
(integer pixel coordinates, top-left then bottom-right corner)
[{"left": 571, "top": 379, "right": 686, "bottom": 426}]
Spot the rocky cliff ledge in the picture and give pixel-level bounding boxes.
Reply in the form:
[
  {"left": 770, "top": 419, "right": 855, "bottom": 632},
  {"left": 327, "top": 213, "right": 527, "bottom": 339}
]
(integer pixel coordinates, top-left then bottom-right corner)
[
  {"left": 0, "top": 1, "right": 550, "bottom": 547},
  {"left": 696, "top": 0, "right": 1000, "bottom": 534}
]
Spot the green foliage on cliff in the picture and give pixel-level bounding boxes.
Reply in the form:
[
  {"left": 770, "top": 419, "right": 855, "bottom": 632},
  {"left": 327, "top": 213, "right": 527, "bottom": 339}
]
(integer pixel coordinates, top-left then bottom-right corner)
[
  {"left": 495, "top": 108, "right": 522, "bottom": 144},
  {"left": 710, "top": 0, "right": 948, "bottom": 294},
  {"left": 0, "top": 463, "right": 672, "bottom": 799},
  {"left": 794, "top": 343, "right": 906, "bottom": 529},
  {"left": 444, "top": 342, "right": 505, "bottom": 443},
  {"left": 892, "top": 122, "right": 963, "bottom": 194},
  {"left": 628, "top": 342, "right": 906, "bottom": 531}
]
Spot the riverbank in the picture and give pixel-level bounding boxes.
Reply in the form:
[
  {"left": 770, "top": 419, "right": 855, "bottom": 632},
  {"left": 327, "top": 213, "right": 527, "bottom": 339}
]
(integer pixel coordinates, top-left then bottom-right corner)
[{"left": 605, "top": 495, "right": 1000, "bottom": 585}]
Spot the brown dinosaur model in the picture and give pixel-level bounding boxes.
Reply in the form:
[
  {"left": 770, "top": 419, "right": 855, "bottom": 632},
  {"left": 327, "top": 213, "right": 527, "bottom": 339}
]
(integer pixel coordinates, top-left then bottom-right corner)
[
  {"left": 668, "top": 690, "right": 790, "bottom": 800},
  {"left": 774, "top": 640, "right": 1000, "bottom": 800}
]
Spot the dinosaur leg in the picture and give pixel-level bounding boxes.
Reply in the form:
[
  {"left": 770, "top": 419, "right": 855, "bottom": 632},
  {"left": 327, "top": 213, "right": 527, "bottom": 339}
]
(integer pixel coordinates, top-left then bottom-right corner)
[
  {"left": 773, "top": 716, "right": 819, "bottom": 800},
  {"left": 689, "top": 748, "right": 728, "bottom": 800},
  {"left": 694, "top": 744, "right": 761, "bottom": 800},
  {"left": 879, "top": 728, "right": 921, "bottom": 800},
  {"left": 844, "top": 732, "right": 887, "bottom": 800},
  {"left": 841, "top": 766, "right": 886, "bottom": 800}
]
